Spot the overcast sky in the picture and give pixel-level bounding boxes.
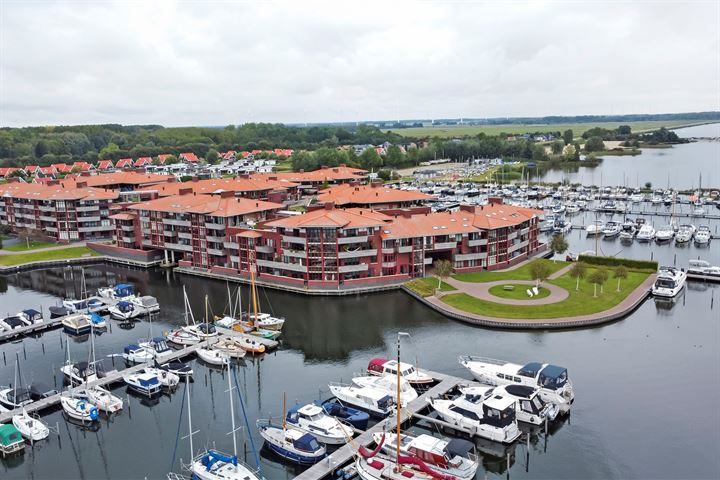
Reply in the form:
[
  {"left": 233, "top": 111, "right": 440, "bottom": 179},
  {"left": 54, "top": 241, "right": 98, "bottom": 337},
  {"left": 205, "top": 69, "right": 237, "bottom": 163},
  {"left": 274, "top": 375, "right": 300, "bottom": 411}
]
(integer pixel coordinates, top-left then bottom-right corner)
[{"left": 1, "top": 0, "right": 718, "bottom": 127}]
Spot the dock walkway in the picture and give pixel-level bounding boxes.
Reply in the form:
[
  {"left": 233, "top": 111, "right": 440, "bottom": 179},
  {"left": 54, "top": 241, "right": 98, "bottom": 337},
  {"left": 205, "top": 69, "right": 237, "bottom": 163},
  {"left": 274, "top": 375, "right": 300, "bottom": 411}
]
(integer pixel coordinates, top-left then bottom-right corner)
[{"left": 295, "top": 370, "right": 467, "bottom": 480}]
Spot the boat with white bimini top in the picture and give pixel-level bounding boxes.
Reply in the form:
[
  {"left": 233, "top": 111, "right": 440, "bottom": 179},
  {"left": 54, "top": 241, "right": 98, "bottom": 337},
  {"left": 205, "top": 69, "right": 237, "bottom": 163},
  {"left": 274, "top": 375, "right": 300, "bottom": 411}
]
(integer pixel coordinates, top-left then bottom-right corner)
[
  {"left": 121, "top": 344, "right": 154, "bottom": 364},
  {"left": 129, "top": 295, "right": 160, "bottom": 314},
  {"left": 651, "top": 266, "right": 687, "bottom": 298},
  {"left": 655, "top": 225, "right": 675, "bottom": 242},
  {"left": 123, "top": 371, "right": 162, "bottom": 397},
  {"left": 602, "top": 221, "right": 622, "bottom": 238},
  {"left": 139, "top": 367, "right": 179, "bottom": 389},
  {"left": 284, "top": 403, "right": 355, "bottom": 445},
  {"left": 694, "top": 225, "right": 711, "bottom": 245},
  {"left": 489, "top": 384, "right": 559, "bottom": 425},
  {"left": 139, "top": 337, "right": 175, "bottom": 364},
  {"left": 427, "top": 389, "right": 521, "bottom": 444},
  {"left": 108, "top": 301, "right": 141, "bottom": 321},
  {"left": 458, "top": 356, "right": 574, "bottom": 413},
  {"left": 98, "top": 283, "right": 136, "bottom": 301},
  {"left": 62, "top": 297, "right": 104, "bottom": 313},
  {"left": 371, "top": 431, "right": 479, "bottom": 480},
  {"left": 585, "top": 220, "right": 604, "bottom": 236},
  {"left": 16, "top": 309, "right": 43, "bottom": 327},
  {"left": 366, "top": 358, "right": 433, "bottom": 385},
  {"left": 674, "top": 224, "right": 695, "bottom": 244},
  {"left": 61, "top": 314, "right": 92, "bottom": 336},
  {"left": 12, "top": 409, "right": 50, "bottom": 442},
  {"left": 328, "top": 383, "right": 394, "bottom": 418},
  {"left": 351, "top": 374, "right": 418, "bottom": 406},
  {"left": 636, "top": 223, "right": 655, "bottom": 242}
]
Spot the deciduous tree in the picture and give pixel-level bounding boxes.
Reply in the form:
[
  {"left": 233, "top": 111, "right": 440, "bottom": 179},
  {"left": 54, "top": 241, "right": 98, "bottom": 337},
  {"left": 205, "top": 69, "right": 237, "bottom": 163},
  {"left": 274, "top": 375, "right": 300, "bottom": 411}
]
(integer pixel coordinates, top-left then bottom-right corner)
[{"left": 433, "top": 259, "right": 453, "bottom": 289}]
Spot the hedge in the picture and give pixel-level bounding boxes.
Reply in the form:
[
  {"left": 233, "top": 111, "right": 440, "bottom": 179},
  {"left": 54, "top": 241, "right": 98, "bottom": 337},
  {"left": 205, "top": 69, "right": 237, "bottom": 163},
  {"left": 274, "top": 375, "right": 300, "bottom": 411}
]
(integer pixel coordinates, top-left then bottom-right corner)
[{"left": 578, "top": 255, "right": 658, "bottom": 271}]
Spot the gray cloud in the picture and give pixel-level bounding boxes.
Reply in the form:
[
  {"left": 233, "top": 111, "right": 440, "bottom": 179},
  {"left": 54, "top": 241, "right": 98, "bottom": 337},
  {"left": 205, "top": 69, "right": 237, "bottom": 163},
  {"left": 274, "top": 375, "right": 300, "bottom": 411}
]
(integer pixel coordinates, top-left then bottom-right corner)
[{"left": 1, "top": 0, "right": 718, "bottom": 127}]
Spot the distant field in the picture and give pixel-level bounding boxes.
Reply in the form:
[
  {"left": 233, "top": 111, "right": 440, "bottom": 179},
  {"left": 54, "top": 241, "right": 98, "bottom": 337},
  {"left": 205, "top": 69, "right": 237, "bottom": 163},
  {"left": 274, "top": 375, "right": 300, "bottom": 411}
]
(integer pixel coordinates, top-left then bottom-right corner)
[{"left": 389, "top": 120, "right": 710, "bottom": 138}]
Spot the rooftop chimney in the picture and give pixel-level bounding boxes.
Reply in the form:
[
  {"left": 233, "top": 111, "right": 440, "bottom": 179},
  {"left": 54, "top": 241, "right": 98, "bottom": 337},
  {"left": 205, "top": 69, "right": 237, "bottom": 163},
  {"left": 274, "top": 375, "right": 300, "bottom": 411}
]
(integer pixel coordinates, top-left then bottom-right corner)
[
  {"left": 460, "top": 204, "right": 475, "bottom": 213},
  {"left": 488, "top": 197, "right": 503, "bottom": 205},
  {"left": 219, "top": 191, "right": 234, "bottom": 199},
  {"left": 76, "top": 181, "right": 87, "bottom": 188},
  {"left": 324, "top": 202, "right": 334, "bottom": 210},
  {"left": 179, "top": 187, "right": 193, "bottom": 195}
]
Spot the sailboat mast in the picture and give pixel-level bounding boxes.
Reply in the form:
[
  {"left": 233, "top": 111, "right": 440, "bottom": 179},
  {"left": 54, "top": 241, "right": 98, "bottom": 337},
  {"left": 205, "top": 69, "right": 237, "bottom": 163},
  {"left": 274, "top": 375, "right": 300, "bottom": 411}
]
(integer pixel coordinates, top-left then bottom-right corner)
[
  {"left": 183, "top": 285, "right": 189, "bottom": 326},
  {"left": 227, "top": 361, "right": 238, "bottom": 463},
  {"left": 282, "top": 392, "right": 287, "bottom": 431},
  {"left": 226, "top": 283, "right": 233, "bottom": 318},
  {"left": 251, "top": 269, "right": 259, "bottom": 324},
  {"left": 187, "top": 380, "right": 194, "bottom": 462},
  {"left": 395, "top": 333, "right": 402, "bottom": 473},
  {"left": 204, "top": 294, "right": 209, "bottom": 323}
]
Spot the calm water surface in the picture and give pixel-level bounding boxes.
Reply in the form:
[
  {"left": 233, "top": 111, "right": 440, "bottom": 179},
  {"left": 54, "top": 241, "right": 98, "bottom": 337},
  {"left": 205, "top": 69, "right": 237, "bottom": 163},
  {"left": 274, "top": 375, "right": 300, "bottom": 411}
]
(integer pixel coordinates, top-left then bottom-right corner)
[
  {"left": 530, "top": 123, "right": 720, "bottom": 188},
  {"left": 0, "top": 233, "right": 719, "bottom": 479}
]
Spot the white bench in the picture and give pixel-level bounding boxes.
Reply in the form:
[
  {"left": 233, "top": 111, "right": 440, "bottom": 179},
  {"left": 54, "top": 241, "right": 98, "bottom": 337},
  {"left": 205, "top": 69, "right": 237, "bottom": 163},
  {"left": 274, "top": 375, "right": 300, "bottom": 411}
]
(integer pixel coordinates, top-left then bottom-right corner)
[
  {"left": 532, "top": 286, "right": 539, "bottom": 296},
  {"left": 526, "top": 289, "right": 534, "bottom": 297}
]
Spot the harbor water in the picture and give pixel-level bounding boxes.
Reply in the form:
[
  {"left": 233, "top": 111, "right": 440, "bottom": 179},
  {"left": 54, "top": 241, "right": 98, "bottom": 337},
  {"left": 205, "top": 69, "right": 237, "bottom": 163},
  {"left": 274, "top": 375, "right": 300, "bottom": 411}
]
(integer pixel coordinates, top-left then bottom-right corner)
[{"left": 0, "top": 231, "right": 719, "bottom": 479}]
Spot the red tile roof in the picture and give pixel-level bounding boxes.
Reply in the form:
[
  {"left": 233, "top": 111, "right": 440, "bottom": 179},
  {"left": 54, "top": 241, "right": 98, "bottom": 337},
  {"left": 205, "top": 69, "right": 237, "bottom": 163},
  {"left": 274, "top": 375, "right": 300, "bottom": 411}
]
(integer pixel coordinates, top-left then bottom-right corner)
[
  {"left": 318, "top": 183, "right": 434, "bottom": 206},
  {"left": 116, "top": 158, "right": 133, "bottom": 168},
  {"left": 134, "top": 157, "right": 152, "bottom": 166},
  {"left": 179, "top": 152, "right": 199, "bottom": 162},
  {"left": 0, "top": 182, "right": 119, "bottom": 201},
  {"left": 24, "top": 165, "right": 40, "bottom": 173},
  {"left": 128, "top": 194, "right": 283, "bottom": 217},
  {"left": 137, "top": 177, "right": 296, "bottom": 196},
  {"left": 157, "top": 154, "right": 172, "bottom": 163},
  {"left": 97, "top": 160, "right": 114, "bottom": 170},
  {"left": 51, "top": 163, "right": 71, "bottom": 172},
  {"left": 253, "top": 165, "right": 366, "bottom": 184},
  {"left": 265, "top": 207, "right": 390, "bottom": 229}
]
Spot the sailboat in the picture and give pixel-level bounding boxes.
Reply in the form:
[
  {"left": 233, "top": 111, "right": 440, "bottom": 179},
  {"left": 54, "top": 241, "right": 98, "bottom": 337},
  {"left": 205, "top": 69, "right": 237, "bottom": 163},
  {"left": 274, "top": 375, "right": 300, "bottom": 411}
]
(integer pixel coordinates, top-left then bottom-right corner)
[
  {"left": 166, "top": 286, "right": 202, "bottom": 346},
  {"left": 190, "top": 360, "right": 260, "bottom": 480},
  {"left": 181, "top": 294, "right": 218, "bottom": 341},
  {"left": 232, "top": 266, "right": 284, "bottom": 337},
  {"left": 355, "top": 332, "right": 450, "bottom": 480},
  {"left": 217, "top": 284, "right": 279, "bottom": 341},
  {"left": 12, "top": 408, "right": 50, "bottom": 442},
  {"left": 257, "top": 393, "right": 326, "bottom": 464},
  {"left": 0, "top": 356, "right": 33, "bottom": 411}
]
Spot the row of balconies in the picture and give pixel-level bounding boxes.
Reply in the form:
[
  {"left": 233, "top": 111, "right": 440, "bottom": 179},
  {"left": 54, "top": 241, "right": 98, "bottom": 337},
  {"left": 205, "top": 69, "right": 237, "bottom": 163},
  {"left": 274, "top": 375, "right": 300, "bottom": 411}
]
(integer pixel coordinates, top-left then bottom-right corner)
[
  {"left": 163, "top": 218, "right": 191, "bottom": 227},
  {"left": 338, "top": 249, "right": 376, "bottom": 259}
]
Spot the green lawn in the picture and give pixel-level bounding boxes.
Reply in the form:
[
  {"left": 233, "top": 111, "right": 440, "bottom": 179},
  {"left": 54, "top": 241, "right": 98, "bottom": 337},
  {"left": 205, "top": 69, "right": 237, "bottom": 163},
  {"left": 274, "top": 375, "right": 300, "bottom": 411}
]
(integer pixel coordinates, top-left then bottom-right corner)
[
  {"left": 488, "top": 284, "right": 550, "bottom": 300},
  {"left": 389, "top": 120, "right": 710, "bottom": 139},
  {"left": 274, "top": 159, "right": 293, "bottom": 172},
  {"left": 405, "top": 277, "right": 456, "bottom": 297},
  {"left": 2, "top": 240, "right": 57, "bottom": 252},
  {"left": 453, "top": 259, "right": 568, "bottom": 283},
  {"left": 0, "top": 247, "right": 99, "bottom": 267},
  {"left": 442, "top": 268, "right": 650, "bottom": 319}
]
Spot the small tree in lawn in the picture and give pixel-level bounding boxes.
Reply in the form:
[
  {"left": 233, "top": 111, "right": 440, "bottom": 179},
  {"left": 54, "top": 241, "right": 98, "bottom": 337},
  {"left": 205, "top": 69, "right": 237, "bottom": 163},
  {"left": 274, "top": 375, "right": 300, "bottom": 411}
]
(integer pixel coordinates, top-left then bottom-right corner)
[
  {"left": 599, "top": 269, "right": 609, "bottom": 294},
  {"left": 550, "top": 234, "right": 569, "bottom": 262},
  {"left": 614, "top": 265, "right": 628, "bottom": 292},
  {"left": 529, "top": 259, "right": 551, "bottom": 287},
  {"left": 588, "top": 269, "right": 606, "bottom": 297},
  {"left": 569, "top": 261, "right": 587, "bottom": 291},
  {"left": 434, "top": 259, "right": 453, "bottom": 290}
]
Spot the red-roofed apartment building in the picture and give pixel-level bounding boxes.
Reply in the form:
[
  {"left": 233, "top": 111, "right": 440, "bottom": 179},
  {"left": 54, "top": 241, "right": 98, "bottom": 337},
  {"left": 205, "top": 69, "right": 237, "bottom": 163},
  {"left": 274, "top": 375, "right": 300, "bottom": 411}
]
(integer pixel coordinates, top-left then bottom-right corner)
[
  {"left": 317, "top": 182, "right": 434, "bottom": 209},
  {"left": 179, "top": 152, "right": 199, "bottom": 163},
  {"left": 0, "top": 181, "right": 119, "bottom": 242}
]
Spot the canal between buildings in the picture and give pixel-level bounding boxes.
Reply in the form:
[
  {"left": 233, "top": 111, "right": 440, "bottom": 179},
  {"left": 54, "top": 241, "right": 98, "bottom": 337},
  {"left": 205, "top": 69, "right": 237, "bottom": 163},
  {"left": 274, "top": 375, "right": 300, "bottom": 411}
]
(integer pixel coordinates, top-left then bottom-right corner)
[{"left": 1, "top": 231, "right": 719, "bottom": 480}]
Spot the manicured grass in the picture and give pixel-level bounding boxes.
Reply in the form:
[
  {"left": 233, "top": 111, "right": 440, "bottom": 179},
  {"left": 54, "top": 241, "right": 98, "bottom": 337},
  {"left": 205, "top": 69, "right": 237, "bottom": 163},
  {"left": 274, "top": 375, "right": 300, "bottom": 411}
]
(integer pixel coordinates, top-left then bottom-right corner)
[
  {"left": 442, "top": 268, "right": 650, "bottom": 319},
  {"left": 0, "top": 247, "right": 99, "bottom": 267},
  {"left": 274, "top": 159, "right": 293, "bottom": 172},
  {"left": 488, "top": 284, "right": 550, "bottom": 300},
  {"left": 388, "top": 120, "right": 709, "bottom": 139},
  {"left": 453, "top": 259, "right": 568, "bottom": 283},
  {"left": 405, "top": 277, "right": 456, "bottom": 297},
  {"left": 2, "top": 240, "right": 57, "bottom": 251}
]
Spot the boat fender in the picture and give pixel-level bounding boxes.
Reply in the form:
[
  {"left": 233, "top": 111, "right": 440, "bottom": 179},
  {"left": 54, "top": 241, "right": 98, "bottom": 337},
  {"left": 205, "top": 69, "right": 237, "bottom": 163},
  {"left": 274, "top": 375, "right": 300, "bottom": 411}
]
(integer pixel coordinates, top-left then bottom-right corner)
[{"left": 530, "top": 416, "right": 535, "bottom": 423}]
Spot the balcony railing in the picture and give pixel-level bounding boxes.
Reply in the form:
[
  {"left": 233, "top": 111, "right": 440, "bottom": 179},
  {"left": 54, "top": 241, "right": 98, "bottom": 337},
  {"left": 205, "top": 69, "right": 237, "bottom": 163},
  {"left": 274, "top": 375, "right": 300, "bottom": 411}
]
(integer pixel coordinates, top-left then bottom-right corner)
[
  {"left": 337, "top": 235, "right": 368, "bottom": 244},
  {"left": 207, "top": 248, "right": 225, "bottom": 256},
  {"left": 424, "top": 257, "right": 433, "bottom": 264},
  {"left": 338, "top": 263, "right": 369, "bottom": 273},
  {"left": 206, "top": 234, "right": 226, "bottom": 242},
  {"left": 256, "top": 259, "right": 306, "bottom": 273},
  {"left": 205, "top": 222, "right": 226, "bottom": 230},
  {"left": 382, "top": 261, "right": 397, "bottom": 268},
  {"left": 163, "top": 218, "right": 191, "bottom": 227},
  {"left": 178, "top": 232, "right": 192, "bottom": 239},
  {"left": 77, "top": 216, "right": 101, "bottom": 223},
  {"left": 120, "top": 225, "right": 134, "bottom": 231},
  {"left": 468, "top": 238, "right": 488, "bottom": 247},
  {"left": 282, "top": 235, "right": 306, "bottom": 244},
  {"left": 454, "top": 252, "right": 487, "bottom": 261},
  {"left": 382, "top": 247, "right": 395, "bottom": 254},
  {"left": 255, "top": 244, "right": 274, "bottom": 254},
  {"left": 283, "top": 249, "right": 307, "bottom": 258},
  {"left": 397, "top": 245, "right": 413, "bottom": 253},
  {"left": 76, "top": 205, "right": 100, "bottom": 212},
  {"left": 338, "top": 249, "right": 376, "bottom": 259},
  {"left": 433, "top": 241, "right": 458, "bottom": 250},
  {"left": 224, "top": 241, "right": 239, "bottom": 249},
  {"left": 164, "top": 242, "right": 193, "bottom": 252}
]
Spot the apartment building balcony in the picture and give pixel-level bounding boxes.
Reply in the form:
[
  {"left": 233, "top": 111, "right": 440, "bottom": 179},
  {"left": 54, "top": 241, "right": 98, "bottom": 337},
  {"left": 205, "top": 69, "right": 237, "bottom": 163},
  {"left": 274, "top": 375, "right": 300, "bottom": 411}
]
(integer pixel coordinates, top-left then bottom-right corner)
[
  {"left": 257, "top": 258, "right": 306, "bottom": 273},
  {"left": 39, "top": 215, "right": 56, "bottom": 222},
  {"left": 230, "top": 255, "right": 240, "bottom": 263},
  {"left": 468, "top": 238, "right": 488, "bottom": 247},
  {"left": 78, "top": 225, "right": 113, "bottom": 233},
  {"left": 382, "top": 247, "right": 395, "bottom": 254},
  {"left": 338, "top": 263, "right": 369, "bottom": 273},
  {"left": 397, "top": 245, "right": 414, "bottom": 253},
  {"left": 207, "top": 248, "right": 225, "bottom": 256},
  {"left": 432, "top": 241, "right": 458, "bottom": 250},
  {"left": 205, "top": 222, "right": 226, "bottom": 230},
  {"left": 521, "top": 227, "right": 530, "bottom": 235},
  {"left": 37, "top": 205, "right": 55, "bottom": 212},
  {"left": 164, "top": 242, "right": 193, "bottom": 252},
  {"left": 163, "top": 230, "right": 177, "bottom": 237},
  {"left": 454, "top": 252, "right": 488, "bottom": 262},
  {"left": 255, "top": 244, "right": 274, "bottom": 254},
  {"left": 178, "top": 232, "right": 192, "bottom": 240},
  {"left": 508, "top": 231, "right": 518, "bottom": 240},
  {"left": 338, "top": 249, "right": 376, "bottom": 259},
  {"left": 224, "top": 241, "right": 239, "bottom": 249},
  {"left": 338, "top": 235, "right": 368, "bottom": 244},
  {"left": 142, "top": 228, "right": 151, "bottom": 235},
  {"left": 120, "top": 236, "right": 135, "bottom": 243},
  {"left": 163, "top": 218, "right": 191, "bottom": 227},
  {"left": 282, "top": 235, "right": 306, "bottom": 244},
  {"left": 45, "top": 226, "right": 58, "bottom": 232},
  {"left": 206, "top": 234, "right": 226, "bottom": 242},
  {"left": 508, "top": 240, "right": 529, "bottom": 253},
  {"left": 77, "top": 215, "right": 101, "bottom": 223},
  {"left": 382, "top": 261, "right": 397, "bottom": 268},
  {"left": 283, "top": 249, "right": 306, "bottom": 259},
  {"left": 424, "top": 257, "right": 433, "bottom": 264},
  {"left": 76, "top": 205, "right": 100, "bottom": 212},
  {"left": 139, "top": 216, "right": 150, "bottom": 222},
  {"left": 120, "top": 225, "right": 135, "bottom": 232}
]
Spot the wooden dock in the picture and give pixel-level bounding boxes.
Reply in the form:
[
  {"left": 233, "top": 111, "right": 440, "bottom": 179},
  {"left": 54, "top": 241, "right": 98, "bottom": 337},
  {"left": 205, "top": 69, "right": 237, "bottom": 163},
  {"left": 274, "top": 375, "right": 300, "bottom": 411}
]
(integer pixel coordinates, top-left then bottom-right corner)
[{"left": 295, "top": 370, "right": 468, "bottom": 480}]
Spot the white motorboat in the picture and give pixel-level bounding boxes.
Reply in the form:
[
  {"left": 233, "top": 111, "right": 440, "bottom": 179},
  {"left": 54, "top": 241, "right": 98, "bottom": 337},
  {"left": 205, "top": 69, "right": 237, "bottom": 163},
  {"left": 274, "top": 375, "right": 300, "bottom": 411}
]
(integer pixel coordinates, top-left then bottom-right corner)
[
  {"left": 285, "top": 403, "right": 355, "bottom": 445},
  {"left": 158, "top": 361, "right": 194, "bottom": 378},
  {"left": 688, "top": 259, "right": 720, "bottom": 276},
  {"left": 459, "top": 356, "right": 574, "bottom": 412},
  {"left": 139, "top": 337, "right": 176, "bottom": 364},
  {"left": 694, "top": 225, "right": 711, "bottom": 245},
  {"left": 97, "top": 283, "right": 136, "bottom": 301},
  {"left": 121, "top": 343, "right": 154, "bottom": 364},
  {"left": 630, "top": 193, "right": 644, "bottom": 203},
  {"left": 16, "top": 309, "right": 42, "bottom": 326},
  {"left": 81, "top": 386, "right": 123, "bottom": 413},
  {"left": 108, "top": 301, "right": 141, "bottom": 321},
  {"left": 62, "top": 297, "right": 104, "bottom": 313},
  {"left": 366, "top": 358, "right": 433, "bottom": 385},
  {"left": 242, "top": 312, "right": 285, "bottom": 331},
  {"left": 196, "top": 348, "right": 230, "bottom": 366},
  {"left": 351, "top": 374, "right": 418, "bottom": 406},
  {"left": 428, "top": 389, "right": 521, "bottom": 444},
  {"left": 211, "top": 337, "right": 247, "bottom": 359},
  {"left": 490, "top": 384, "right": 559, "bottom": 425},
  {"left": 651, "top": 195, "right": 663, "bottom": 205},
  {"left": 0, "top": 316, "right": 25, "bottom": 332},
  {"left": 565, "top": 203, "right": 580, "bottom": 214},
  {"left": 140, "top": 367, "right": 179, "bottom": 389},
  {"left": 551, "top": 204, "right": 565, "bottom": 215},
  {"left": 654, "top": 225, "right": 675, "bottom": 242},
  {"left": 602, "top": 221, "right": 622, "bottom": 238},
  {"left": 371, "top": 431, "right": 479, "bottom": 480},
  {"left": 651, "top": 266, "right": 687, "bottom": 298},
  {"left": 585, "top": 220, "right": 604, "bottom": 236},
  {"left": 166, "top": 329, "right": 201, "bottom": 346},
  {"left": 129, "top": 295, "right": 160, "bottom": 315},
  {"left": 636, "top": 224, "right": 655, "bottom": 242},
  {"left": 12, "top": 409, "right": 50, "bottom": 442},
  {"left": 674, "top": 224, "right": 695, "bottom": 244},
  {"left": 60, "top": 393, "right": 99, "bottom": 422},
  {"left": 122, "top": 371, "right": 161, "bottom": 397},
  {"left": 328, "top": 383, "right": 394, "bottom": 418}
]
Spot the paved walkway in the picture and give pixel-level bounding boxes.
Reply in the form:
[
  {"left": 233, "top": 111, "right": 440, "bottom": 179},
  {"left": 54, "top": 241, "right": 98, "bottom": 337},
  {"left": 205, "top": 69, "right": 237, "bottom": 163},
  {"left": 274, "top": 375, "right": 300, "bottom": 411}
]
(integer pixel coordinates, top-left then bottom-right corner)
[
  {"left": 443, "top": 277, "right": 569, "bottom": 305},
  {"left": 0, "top": 241, "right": 88, "bottom": 255}
]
